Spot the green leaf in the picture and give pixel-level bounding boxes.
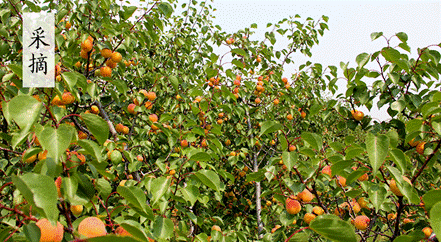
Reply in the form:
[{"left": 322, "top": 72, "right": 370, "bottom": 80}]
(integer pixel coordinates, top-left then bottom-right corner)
[
  {"left": 345, "top": 146, "right": 364, "bottom": 160},
  {"left": 279, "top": 135, "right": 288, "bottom": 151},
  {"left": 231, "top": 48, "right": 247, "bottom": 57},
  {"left": 169, "top": 75, "right": 179, "bottom": 91},
  {"left": 309, "top": 215, "right": 357, "bottom": 242},
  {"left": 264, "top": 166, "right": 276, "bottom": 182},
  {"left": 393, "top": 235, "right": 419, "bottom": 242},
  {"left": 11, "top": 173, "right": 59, "bottom": 223},
  {"left": 282, "top": 151, "right": 297, "bottom": 172},
  {"left": 158, "top": 2, "right": 173, "bottom": 18},
  {"left": 117, "top": 186, "right": 154, "bottom": 220},
  {"left": 189, "top": 151, "right": 212, "bottom": 161},
  {"left": 429, "top": 201, "right": 441, "bottom": 240},
  {"left": 76, "top": 173, "right": 96, "bottom": 200},
  {"left": 120, "top": 221, "right": 150, "bottom": 242},
  {"left": 77, "top": 140, "right": 106, "bottom": 163},
  {"left": 396, "top": 32, "right": 408, "bottom": 42},
  {"left": 259, "top": 121, "right": 283, "bottom": 136},
  {"left": 423, "top": 190, "right": 441, "bottom": 212},
  {"left": 123, "top": 6, "right": 137, "bottom": 20},
  {"left": 366, "top": 133, "right": 389, "bottom": 176},
  {"left": 301, "top": 132, "right": 322, "bottom": 151},
  {"left": 398, "top": 42, "right": 411, "bottom": 53},
  {"left": 110, "top": 79, "right": 128, "bottom": 96},
  {"left": 96, "top": 178, "right": 111, "bottom": 199},
  {"left": 153, "top": 216, "right": 174, "bottom": 239},
  {"left": 8, "top": 63, "right": 22, "bottom": 79},
  {"left": 245, "top": 169, "right": 266, "bottom": 182},
  {"left": 80, "top": 113, "right": 109, "bottom": 145},
  {"left": 150, "top": 176, "right": 171, "bottom": 206},
  {"left": 23, "top": 223, "right": 40, "bottom": 242},
  {"left": 401, "top": 181, "right": 420, "bottom": 204},
  {"left": 193, "top": 170, "right": 221, "bottom": 191},
  {"left": 87, "top": 235, "right": 141, "bottom": 242},
  {"left": 405, "top": 119, "right": 423, "bottom": 134},
  {"left": 63, "top": 177, "right": 79, "bottom": 204},
  {"left": 180, "top": 185, "right": 200, "bottom": 206},
  {"left": 381, "top": 47, "right": 401, "bottom": 63},
  {"left": 36, "top": 124, "right": 75, "bottom": 164},
  {"left": 370, "top": 32, "right": 383, "bottom": 41},
  {"left": 3, "top": 95, "right": 42, "bottom": 133},
  {"left": 367, "top": 184, "right": 387, "bottom": 212},
  {"left": 388, "top": 148, "right": 408, "bottom": 173},
  {"left": 356, "top": 53, "right": 370, "bottom": 69},
  {"left": 391, "top": 100, "right": 405, "bottom": 112}
]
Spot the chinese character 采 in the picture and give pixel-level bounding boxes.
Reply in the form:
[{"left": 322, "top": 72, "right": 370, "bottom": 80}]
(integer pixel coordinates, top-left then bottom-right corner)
[{"left": 28, "top": 27, "right": 49, "bottom": 49}]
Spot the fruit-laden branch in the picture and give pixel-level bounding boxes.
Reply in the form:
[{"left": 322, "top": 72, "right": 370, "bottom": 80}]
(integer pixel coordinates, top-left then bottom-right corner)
[
  {"left": 310, "top": 182, "right": 328, "bottom": 214},
  {"left": 0, "top": 203, "right": 37, "bottom": 222},
  {"left": 95, "top": 101, "right": 118, "bottom": 140},
  {"left": 245, "top": 109, "right": 263, "bottom": 238},
  {"left": 392, "top": 196, "right": 404, "bottom": 239},
  {"left": 411, "top": 139, "right": 441, "bottom": 184}
]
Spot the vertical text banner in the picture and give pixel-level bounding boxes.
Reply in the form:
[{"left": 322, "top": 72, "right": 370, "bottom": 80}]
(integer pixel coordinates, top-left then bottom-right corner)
[{"left": 23, "top": 12, "right": 55, "bottom": 88}]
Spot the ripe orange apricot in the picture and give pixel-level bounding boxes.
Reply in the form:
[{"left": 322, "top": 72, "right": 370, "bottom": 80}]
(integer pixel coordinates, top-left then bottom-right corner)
[
  {"left": 81, "top": 39, "right": 93, "bottom": 52},
  {"left": 416, "top": 141, "right": 426, "bottom": 155},
  {"left": 353, "top": 215, "right": 370, "bottom": 230},
  {"left": 337, "top": 176, "right": 347, "bottom": 187},
  {"left": 389, "top": 177, "right": 412, "bottom": 197},
  {"left": 23, "top": 151, "right": 37, "bottom": 164},
  {"left": 321, "top": 165, "right": 332, "bottom": 177},
  {"left": 38, "top": 150, "right": 48, "bottom": 161},
  {"left": 146, "top": 92, "right": 156, "bottom": 101},
  {"left": 111, "top": 52, "right": 122, "bottom": 63},
  {"left": 105, "top": 59, "right": 117, "bottom": 68},
  {"left": 127, "top": 103, "right": 137, "bottom": 115},
  {"left": 149, "top": 114, "right": 158, "bottom": 122},
  {"left": 312, "top": 206, "right": 324, "bottom": 216},
  {"left": 303, "top": 213, "right": 316, "bottom": 224},
  {"left": 298, "top": 189, "right": 314, "bottom": 202},
  {"left": 144, "top": 101, "right": 153, "bottom": 110},
  {"left": 212, "top": 225, "right": 221, "bottom": 232},
  {"left": 55, "top": 176, "right": 62, "bottom": 198},
  {"left": 115, "top": 123, "right": 125, "bottom": 133},
  {"left": 91, "top": 105, "right": 99, "bottom": 114},
  {"left": 100, "top": 66, "right": 112, "bottom": 77},
  {"left": 285, "top": 196, "right": 301, "bottom": 215},
  {"left": 61, "top": 92, "right": 75, "bottom": 105},
  {"left": 70, "top": 205, "right": 83, "bottom": 216},
  {"left": 351, "top": 110, "right": 364, "bottom": 121},
  {"left": 256, "top": 56, "right": 262, "bottom": 63},
  {"left": 115, "top": 226, "right": 131, "bottom": 236},
  {"left": 36, "top": 218, "right": 64, "bottom": 242},
  {"left": 122, "top": 126, "right": 129, "bottom": 135},
  {"left": 255, "top": 98, "right": 261, "bottom": 104},
  {"left": 78, "top": 217, "right": 107, "bottom": 238},
  {"left": 100, "top": 48, "right": 113, "bottom": 58},
  {"left": 287, "top": 114, "right": 293, "bottom": 120},
  {"left": 423, "top": 227, "right": 433, "bottom": 238},
  {"left": 65, "top": 21, "right": 71, "bottom": 30},
  {"left": 181, "top": 140, "right": 188, "bottom": 148}
]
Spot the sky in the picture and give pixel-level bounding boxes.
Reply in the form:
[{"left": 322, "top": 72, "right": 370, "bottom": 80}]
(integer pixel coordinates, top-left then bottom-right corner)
[{"left": 202, "top": 0, "right": 441, "bottom": 122}]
